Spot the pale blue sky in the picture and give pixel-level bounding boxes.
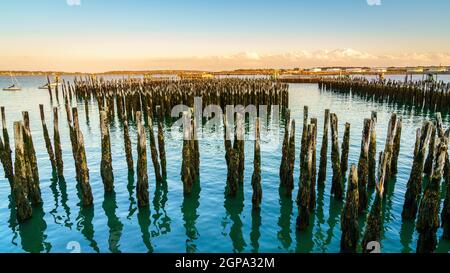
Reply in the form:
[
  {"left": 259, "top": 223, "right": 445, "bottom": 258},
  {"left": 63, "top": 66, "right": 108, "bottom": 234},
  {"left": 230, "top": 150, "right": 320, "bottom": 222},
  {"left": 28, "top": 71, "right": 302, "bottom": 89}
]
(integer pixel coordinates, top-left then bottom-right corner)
[{"left": 1, "top": 0, "right": 449, "bottom": 71}]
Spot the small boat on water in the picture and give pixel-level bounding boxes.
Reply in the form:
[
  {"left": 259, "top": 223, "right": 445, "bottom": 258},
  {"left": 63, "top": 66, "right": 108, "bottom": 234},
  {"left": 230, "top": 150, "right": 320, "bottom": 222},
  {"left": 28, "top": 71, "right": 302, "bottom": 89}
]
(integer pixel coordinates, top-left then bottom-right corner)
[{"left": 2, "top": 73, "right": 22, "bottom": 91}]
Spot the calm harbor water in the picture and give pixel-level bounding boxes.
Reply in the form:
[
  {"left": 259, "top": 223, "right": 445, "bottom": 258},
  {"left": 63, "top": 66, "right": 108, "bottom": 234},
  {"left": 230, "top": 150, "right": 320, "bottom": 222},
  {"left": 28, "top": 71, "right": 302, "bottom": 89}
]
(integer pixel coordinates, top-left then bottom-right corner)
[{"left": 0, "top": 75, "right": 449, "bottom": 253}]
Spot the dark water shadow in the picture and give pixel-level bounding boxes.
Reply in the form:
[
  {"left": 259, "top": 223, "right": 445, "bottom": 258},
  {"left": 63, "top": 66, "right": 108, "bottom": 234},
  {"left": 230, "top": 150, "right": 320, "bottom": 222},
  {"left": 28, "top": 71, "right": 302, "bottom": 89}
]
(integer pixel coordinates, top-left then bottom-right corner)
[
  {"left": 137, "top": 206, "right": 154, "bottom": 253},
  {"left": 8, "top": 193, "right": 19, "bottom": 247},
  {"left": 182, "top": 181, "right": 201, "bottom": 253},
  {"left": 222, "top": 187, "right": 247, "bottom": 253},
  {"left": 399, "top": 219, "right": 415, "bottom": 253},
  {"left": 277, "top": 187, "right": 293, "bottom": 251},
  {"left": 324, "top": 196, "right": 344, "bottom": 248},
  {"left": 18, "top": 204, "right": 51, "bottom": 253},
  {"left": 102, "top": 191, "right": 123, "bottom": 253},
  {"left": 250, "top": 208, "right": 262, "bottom": 253}
]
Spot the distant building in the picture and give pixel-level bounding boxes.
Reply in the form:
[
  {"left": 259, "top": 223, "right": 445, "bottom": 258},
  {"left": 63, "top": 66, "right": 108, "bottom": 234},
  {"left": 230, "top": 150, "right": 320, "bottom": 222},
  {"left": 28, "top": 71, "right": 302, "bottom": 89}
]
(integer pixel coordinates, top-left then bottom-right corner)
[
  {"left": 345, "top": 68, "right": 364, "bottom": 73},
  {"left": 426, "top": 66, "right": 447, "bottom": 73},
  {"left": 406, "top": 67, "right": 424, "bottom": 73},
  {"left": 306, "top": 68, "right": 322, "bottom": 73},
  {"left": 371, "top": 68, "right": 387, "bottom": 73},
  {"left": 325, "top": 68, "right": 341, "bottom": 72}
]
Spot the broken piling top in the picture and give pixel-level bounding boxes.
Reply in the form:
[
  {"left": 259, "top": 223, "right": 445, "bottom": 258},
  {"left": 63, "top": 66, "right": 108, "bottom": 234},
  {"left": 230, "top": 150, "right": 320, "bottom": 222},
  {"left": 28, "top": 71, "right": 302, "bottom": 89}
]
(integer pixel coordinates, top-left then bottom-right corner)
[{"left": 1, "top": 106, "right": 6, "bottom": 129}]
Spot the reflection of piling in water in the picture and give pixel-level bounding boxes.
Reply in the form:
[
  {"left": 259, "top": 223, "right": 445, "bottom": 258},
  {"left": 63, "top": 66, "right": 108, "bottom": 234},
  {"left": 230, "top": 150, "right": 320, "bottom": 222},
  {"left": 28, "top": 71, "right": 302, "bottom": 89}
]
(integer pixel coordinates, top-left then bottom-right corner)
[
  {"left": 251, "top": 118, "right": 262, "bottom": 210},
  {"left": 136, "top": 111, "right": 149, "bottom": 207},
  {"left": 416, "top": 131, "right": 449, "bottom": 253},
  {"left": 340, "top": 123, "right": 351, "bottom": 177},
  {"left": 100, "top": 110, "right": 114, "bottom": 192},
  {"left": 368, "top": 111, "right": 377, "bottom": 188},
  {"left": 13, "top": 122, "right": 33, "bottom": 222},
  {"left": 317, "top": 109, "right": 330, "bottom": 188},
  {"left": 341, "top": 165, "right": 359, "bottom": 253},
  {"left": 22, "top": 111, "right": 42, "bottom": 205},
  {"left": 358, "top": 119, "right": 372, "bottom": 214},
  {"left": 39, "top": 105, "right": 56, "bottom": 172},
  {"left": 53, "top": 108, "right": 64, "bottom": 178},
  {"left": 330, "top": 113, "right": 343, "bottom": 199},
  {"left": 402, "top": 122, "right": 433, "bottom": 220},
  {"left": 1, "top": 107, "right": 14, "bottom": 183}
]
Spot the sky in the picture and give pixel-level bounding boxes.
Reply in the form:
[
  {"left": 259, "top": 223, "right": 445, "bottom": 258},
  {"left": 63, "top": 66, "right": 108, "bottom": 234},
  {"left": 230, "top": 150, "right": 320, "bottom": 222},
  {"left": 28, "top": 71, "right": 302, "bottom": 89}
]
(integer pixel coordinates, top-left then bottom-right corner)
[{"left": 0, "top": 0, "right": 449, "bottom": 72}]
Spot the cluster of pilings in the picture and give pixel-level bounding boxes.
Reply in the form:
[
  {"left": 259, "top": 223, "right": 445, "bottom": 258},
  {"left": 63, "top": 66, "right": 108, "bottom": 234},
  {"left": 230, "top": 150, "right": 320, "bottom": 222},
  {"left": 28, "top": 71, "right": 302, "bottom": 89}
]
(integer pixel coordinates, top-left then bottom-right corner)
[
  {"left": 319, "top": 77, "right": 450, "bottom": 112},
  {"left": 1, "top": 76, "right": 450, "bottom": 253}
]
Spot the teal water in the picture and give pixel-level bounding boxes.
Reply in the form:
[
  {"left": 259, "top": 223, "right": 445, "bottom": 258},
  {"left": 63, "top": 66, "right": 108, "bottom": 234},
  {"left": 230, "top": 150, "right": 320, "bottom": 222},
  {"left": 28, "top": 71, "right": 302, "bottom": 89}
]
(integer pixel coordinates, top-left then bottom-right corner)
[{"left": 0, "top": 76, "right": 450, "bottom": 253}]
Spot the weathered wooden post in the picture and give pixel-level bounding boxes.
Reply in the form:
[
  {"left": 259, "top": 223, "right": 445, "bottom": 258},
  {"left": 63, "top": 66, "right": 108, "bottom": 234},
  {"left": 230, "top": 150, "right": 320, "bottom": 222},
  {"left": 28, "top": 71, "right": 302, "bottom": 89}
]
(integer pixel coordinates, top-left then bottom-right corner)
[
  {"left": 156, "top": 106, "right": 167, "bottom": 178},
  {"left": 296, "top": 123, "right": 315, "bottom": 230},
  {"left": 181, "top": 112, "right": 194, "bottom": 194},
  {"left": 358, "top": 118, "right": 372, "bottom": 214},
  {"left": 341, "top": 165, "right": 359, "bottom": 253},
  {"left": 12, "top": 121, "right": 32, "bottom": 222},
  {"left": 424, "top": 126, "right": 436, "bottom": 177},
  {"left": 442, "top": 147, "right": 450, "bottom": 239},
  {"left": 53, "top": 108, "right": 64, "bottom": 178},
  {"left": 300, "top": 106, "right": 309, "bottom": 176},
  {"left": 340, "top": 122, "right": 351, "bottom": 176},
  {"left": 280, "top": 109, "right": 290, "bottom": 186},
  {"left": 285, "top": 120, "right": 296, "bottom": 195},
  {"left": 317, "top": 109, "right": 330, "bottom": 188},
  {"left": 368, "top": 111, "right": 377, "bottom": 188},
  {"left": 224, "top": 114, "right": 238, "bottom": 197},
  {"left": 402, "top": 122, "right": 433, "bottom": 220},
  {"left": 136, "top": 111, "right": 149, "bottom": 207},
  {"left": 416, "top": 134, "right": 448, "bottom": 253},
  {"left": 251, "top": 118, "right": 262, "bottom": 210},
  {"left": 147, "top": 113, "right": 162, "bottom": 183},
  {"left": 235, "top": 112, "right": 245, "bottom": 185},
  {"left": 330, "top": 113, "right": 343, "bottom": 199},
  {"left": 22, "top": 111, "right": 42, "bottom": 205},
  {"left": 39, "top": 105, "right": 56, "bottom": 172},
  {"left": 1, "top": 107, "right": 14, "bottom": 182},
  {"left": 46, "top": 75, "right": 53, "bottom": 103},
  {"left": 123, "top": 109, "right": 134, "bottom": 173},
  {"left": 390, "top": 116, "right": 403, "bottom": 177},
  {"left": 382, "top": 113, "right": 398, "bottom": 188},
  {"left": 362, "top": 152, "right": 386, "bottom": 252},
  {"left": 310, "top": 118, "right": 318, "bottom": 209},
  {"left": 73, "top": 108, "right": 94, "bottom": 207},
  {"left": 100, "top": 110, "right": 114, "bottom": 192}
]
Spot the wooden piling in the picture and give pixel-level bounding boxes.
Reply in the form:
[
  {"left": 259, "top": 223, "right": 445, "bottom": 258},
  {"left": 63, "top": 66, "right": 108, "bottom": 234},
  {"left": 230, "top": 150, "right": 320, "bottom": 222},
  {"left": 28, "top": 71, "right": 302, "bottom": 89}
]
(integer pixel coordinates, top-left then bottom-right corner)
[
  {"left": 416, "top": 134, "right": 448, "bottom": 253},
  {"left": 442, "top": 140, "right": 450, "bottom": 240},
  {"left": 285, "top": 120, "right": 296, "bottom": 195},
  {"left": 1, "top": 107, "right": 14, "bottom": 182},
  {"left": 280, "top": 109, "right": 290, "bottom": 186},
  {"left": 317, "top": 109, "right": 330, "bottom": 188},
  {"left": 181, "top": 112, "right": 194, "bottom": 195},
  {"left": 362, "top": 151, "right": 386, "bottom": 252},
  {"left": 358, "top": 118, "right": 372, "bottom": 214},
  {"left": 368, "top": 111, "right": 377, "bottom": 188},
  {"left": 310, "top": 118, "right": 318, "bottom": 209},
  {"left": 122, "top": 109, "right": 134, "bottom": 173},
  {"left": 53, "top": 108, "right": 64, "bottom": 178},
  {"left": 402, "top": 122, "right": 433, "bottom": 220},
  {"left": 390, "top": 116, "right": 403, "bottom": 177},
  {"left": 100, "top": 110, "right": 114, "bottom": 192},
  {"left": 424, "top": 126, "right": 436, "bottom": 177},
  {"left": 340, "top": 122, "right": 351, "bottom": 176},
  {"left": 73, "top": 107, "right": 93, "bottom": 207},
  {"left": 296, "top": 123, "right": 315, "bottom": 230},
  {"left": 251, "top": 118, "right": 262, "bottom": 210},
  {"left": 156, "top": 106, "right": 167, "bottom": 178},
  {"left": 330, "top": 113, "right": 343, "bottom": 199},
  {"left": 39, "top": 104, "right": 57, "bottom": 172},
  {"left": 12, "top": 122, "right": 32, "bottom": 222},
  {"left": 341, "top": 165, "right": 359, "bottom": 253},
  {"left": 147, "top": 114, "right": 162, "bottom": 183},
  {"left": 136, "top": 111, "right": 149, "bottom": 207},
  {"left": 22, "top": 111, "right": 42, "bottom": 205}
]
